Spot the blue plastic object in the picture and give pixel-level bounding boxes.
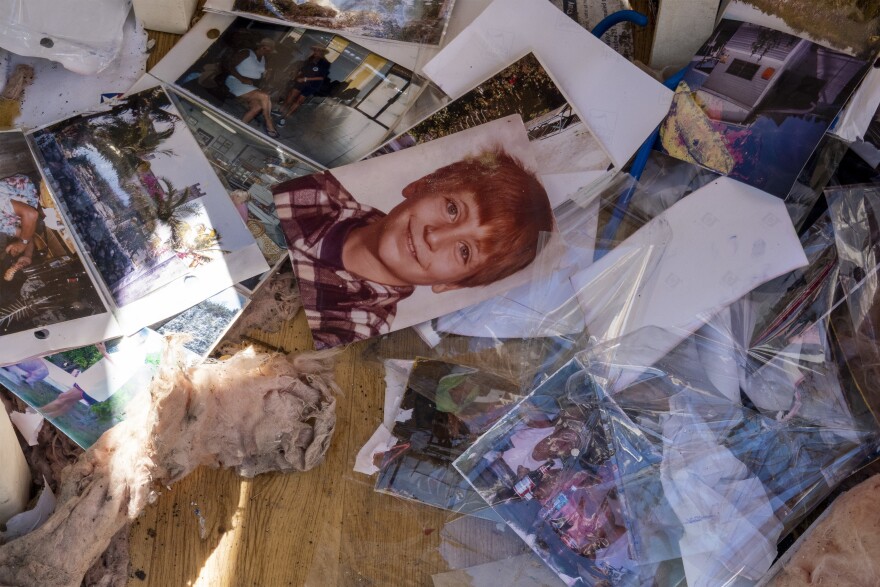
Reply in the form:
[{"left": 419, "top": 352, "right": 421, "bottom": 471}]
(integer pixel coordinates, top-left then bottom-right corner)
[
  {"left": 594, "top": 67, "right": 687, "bottom": 260},
  {"left": 590, "top": 9, "right": 649, "bottom": 38}
]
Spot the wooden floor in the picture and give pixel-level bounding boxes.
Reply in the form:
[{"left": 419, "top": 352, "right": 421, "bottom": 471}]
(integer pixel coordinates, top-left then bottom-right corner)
[{"left": 131, "top": 7, "right": 658, "bottom": 586}]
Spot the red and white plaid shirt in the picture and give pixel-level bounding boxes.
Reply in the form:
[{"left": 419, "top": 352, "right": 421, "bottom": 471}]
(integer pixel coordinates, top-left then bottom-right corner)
[{"left": 273, "top": 171, "right": 413, "bottom": 350}]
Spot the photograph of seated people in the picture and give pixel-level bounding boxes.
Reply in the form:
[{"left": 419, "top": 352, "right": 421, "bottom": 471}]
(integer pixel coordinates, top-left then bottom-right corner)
[
  {"left": 276, "top": 45, "right": 331, "bottom": 123},
  {"left": 273, "top": 143, "right": 553, "bottom": 350},
  {"left": 176, "top": 19, "right": 423, "bottom": 168}
]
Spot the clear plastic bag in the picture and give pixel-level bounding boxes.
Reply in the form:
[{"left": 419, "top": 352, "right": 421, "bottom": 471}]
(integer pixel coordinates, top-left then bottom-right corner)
[{"left": 0, "top": 0, "right": 131, "bottom": 75}]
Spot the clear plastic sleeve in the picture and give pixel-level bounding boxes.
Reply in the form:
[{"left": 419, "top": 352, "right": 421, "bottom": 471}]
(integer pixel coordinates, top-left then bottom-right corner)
[{"left": 0, "top": 0, "right": 131, "bottom": 75}]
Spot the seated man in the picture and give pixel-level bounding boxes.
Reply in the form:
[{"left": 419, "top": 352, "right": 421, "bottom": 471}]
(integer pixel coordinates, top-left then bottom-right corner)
[
  {"left": 273, "top": 148, "right": 553, "bottom": 349},
  {"left": 277, "top": 45, "right": 331, "bottom": 123}
]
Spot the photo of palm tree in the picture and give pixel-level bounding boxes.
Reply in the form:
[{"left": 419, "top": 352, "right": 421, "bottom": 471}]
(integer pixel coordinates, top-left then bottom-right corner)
[{"left": 30, "top": 88, "right": 257, "bottom": 307}]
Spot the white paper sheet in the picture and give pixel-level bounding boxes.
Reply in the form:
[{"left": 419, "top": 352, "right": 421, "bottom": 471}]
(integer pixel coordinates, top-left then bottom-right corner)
[
  {"left": 9, "top": 409, "right": 43, "bottom": 446},
  {"left": 570, "top": 177, "right": 808, "bottom": 384},
  {"left": 421, "top": 0, "right": 672, "bottom": 167}
]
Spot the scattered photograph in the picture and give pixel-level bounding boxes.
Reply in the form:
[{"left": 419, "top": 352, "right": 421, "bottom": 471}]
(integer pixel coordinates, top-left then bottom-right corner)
[
  {"left": 375, "top": 358, "right": 524, "bottom": 514},
  {"left": 154, "top": 287, "right": 249, "bottom": 356},
  {"left": 548, "top": 0, "right": 634, "bottom": 59},
  {"left": 168, "top": 88, "right": 319, "bottom": 280},
  {"left": 230, "top": 0, "right": 457, "bottom": 45},
  {"left": 454, "top": 361, "right": 640, "bottom": 586},
  {"left": 725, "top": 0, "right": 880, "bottom": 56},
  {"left": 659, "top": 19, "right": 869, "bottom": 197},
  {"left": 30, "top": 87, "right": 264, "bottom": 308},
  {"left": 0, "top": 329, "right": 197, "bottom": 448},
  {"left": 0, "top": 131, "right": 107, "bottom": 337},
  {"left": 273, "top": 115, "right": 556, "bottom": 350},
  {"left": 175, "top": 18, "right": 424, "bottom": 167},
  {"left": 368, "top": 52, "right": 611, "bottom": 174}
]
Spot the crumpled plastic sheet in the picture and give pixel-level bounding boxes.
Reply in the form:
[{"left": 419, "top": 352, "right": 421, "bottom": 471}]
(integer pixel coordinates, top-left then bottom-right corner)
[
  {"left": 342, "top": 143, "right": 880, "bottom": 586},
  {"left": 0, "top": 0, "right": 131, "bottom": 75}
]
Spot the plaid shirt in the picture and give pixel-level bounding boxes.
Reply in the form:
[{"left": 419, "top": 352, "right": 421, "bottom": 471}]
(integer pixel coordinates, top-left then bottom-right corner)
[{"left": 274, "top": 171, "right": 414, "bottom": 350}]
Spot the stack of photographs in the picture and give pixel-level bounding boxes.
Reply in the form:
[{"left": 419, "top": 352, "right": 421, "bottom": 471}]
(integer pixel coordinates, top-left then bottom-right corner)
[
  {"left": 375, "top": 358, "right": 525, "bottom": 515},
  {"left": 167, "top": 87, "right": 319, "bottom": 293}
]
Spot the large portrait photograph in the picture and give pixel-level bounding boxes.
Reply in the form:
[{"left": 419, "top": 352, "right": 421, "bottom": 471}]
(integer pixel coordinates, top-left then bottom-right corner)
[
  {"left": 29, "top": 88, "right": 267, "bottom": 320},
  {"left": 174, "top": 18, "right": 424, "bottom": 168},
  {"left": 273, "top": 115, "right": 557, "bottom": 350},
  {"left": 369, "top": 52, "right": 612, "bottom": 174},
  {"left": 659, "top": 19, "right": 869, "bottom": 197},
  {"left": 229, "top": 0, "right": 457, "bottom": 46},
  {"left": 0, "top": 131, "right": 107, "bottom": 342}
]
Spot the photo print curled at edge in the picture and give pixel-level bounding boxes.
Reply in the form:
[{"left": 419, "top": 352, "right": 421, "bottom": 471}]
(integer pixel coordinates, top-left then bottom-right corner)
[
  {"left": 274, "top": 114, "right": 560, "bottom": 350},
  {"left": 226, "top": 0, "right": 459, "bottom": 46},
  {"left": 367, "top": 52, "right": 612, "bottom": 175},
  {"left": 28, "top": 86, "right": 268, "bottom": 334},
  {"left": 172, "top": 17, "right": 426, "bottom": 168},
  {"left": 0, "top": 329, "right": 199, "bottom": 448}
]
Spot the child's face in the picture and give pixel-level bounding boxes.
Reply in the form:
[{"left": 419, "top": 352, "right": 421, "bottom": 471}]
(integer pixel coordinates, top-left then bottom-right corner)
[{"left": 375, "top": 189, "right": 490, "bottom": 292}]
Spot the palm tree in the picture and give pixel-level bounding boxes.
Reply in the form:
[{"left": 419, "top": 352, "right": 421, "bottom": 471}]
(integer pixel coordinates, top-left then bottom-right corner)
[
  {"left": 91, "top": 115, "right": 177, "bottom": 179},
  {"left": 128, "top": 176, "right": 198, "bottom": 238}
]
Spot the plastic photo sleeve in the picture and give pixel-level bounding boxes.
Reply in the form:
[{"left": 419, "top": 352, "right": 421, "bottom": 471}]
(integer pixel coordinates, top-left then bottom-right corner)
[
  {"left": 374, "top": 358, "right": 526, "bottom": 515},
  {"left": 568, "top": 177, "right": 808, "bottom": 389},
  {"left": 454, "top": 360, "right": 650, "bottom": 586}
]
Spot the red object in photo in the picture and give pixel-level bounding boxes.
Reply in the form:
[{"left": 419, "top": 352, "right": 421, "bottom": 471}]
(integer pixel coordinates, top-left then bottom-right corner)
[{"left": 761, "top": 67, "right": 776, "bottom": 80}]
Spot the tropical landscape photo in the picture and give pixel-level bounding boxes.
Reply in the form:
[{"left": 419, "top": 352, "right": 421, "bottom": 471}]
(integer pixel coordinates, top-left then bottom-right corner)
[{"left": 32, "top": 89, "right": 229, "bottom": 306}]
